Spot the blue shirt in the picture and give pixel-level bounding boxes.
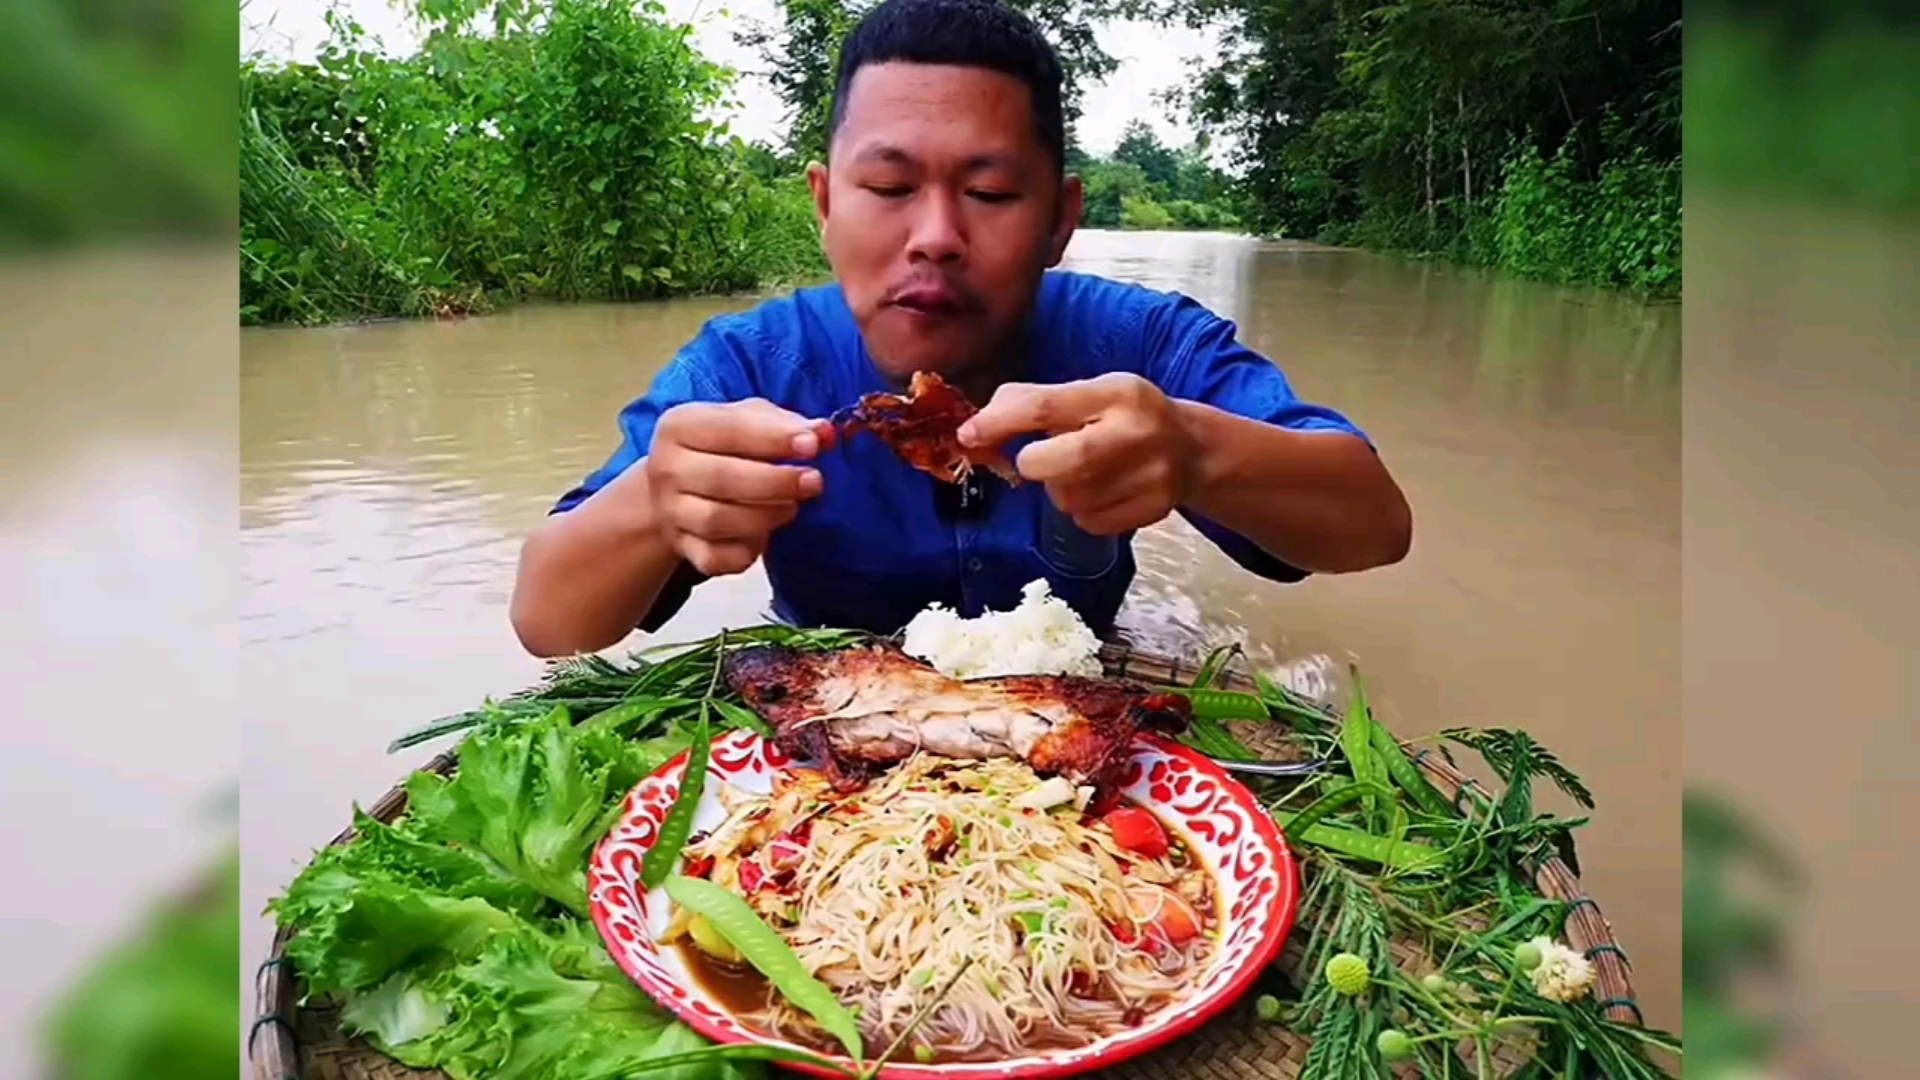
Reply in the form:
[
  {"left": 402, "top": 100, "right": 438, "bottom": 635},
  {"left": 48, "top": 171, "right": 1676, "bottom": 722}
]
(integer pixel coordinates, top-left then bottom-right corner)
[{"left": 552, "top": 270, "right": 1370, "bottom": 637}]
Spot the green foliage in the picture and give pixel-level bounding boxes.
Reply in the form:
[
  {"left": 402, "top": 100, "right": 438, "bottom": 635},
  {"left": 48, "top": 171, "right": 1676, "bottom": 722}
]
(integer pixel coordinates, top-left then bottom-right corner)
[
  {"left": 1076, "top": 121, "right": 1241, "bottom": 231},
  {"left": 1687, "top": 11, "right": 1920, "bottom": 212},
  {"left": 736, "top": 0, "right": 860, "bottom": 165},
  {"left": 1120, "top": 194, "right": 1175, "bottom": 230},
  {"left": 737, "top": 0, "right": 1167, "bottom": 164},
  {"left": 42, "top": 848, "right": 239, "bottom": 1080},
  {"left": 1682, "top": 790, "right": 1800, "bottom": 1079},
  {"left": 1180, "top": 0, "right": 1682, "bottom": 296},
  {"left": 240, "top": 0, "right": 828, "bottom": 326},
  {"left": 1112, "top": 118, "right": 1181, "bottom": 188},
  {"left": 1493, "top": 141, "right": 1680, "bottom": 293},
  {"left": 269, "top": 704, "right": 776, "bottom": 1080},
  {"left": 0, "top": 0, "right": 234, "bottom": 248}
]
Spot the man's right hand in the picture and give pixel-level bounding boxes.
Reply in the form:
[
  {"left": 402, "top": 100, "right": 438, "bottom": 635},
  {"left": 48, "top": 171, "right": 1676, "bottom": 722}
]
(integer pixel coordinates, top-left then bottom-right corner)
[{"left": 644, "top": 399, "right": 833, "bottom": 577}]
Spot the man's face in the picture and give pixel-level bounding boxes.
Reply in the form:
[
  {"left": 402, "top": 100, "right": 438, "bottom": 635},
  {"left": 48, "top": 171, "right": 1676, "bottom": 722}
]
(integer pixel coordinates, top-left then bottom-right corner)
[{"left": 808, "top": 62, "right": 1082, "bottom": 383}]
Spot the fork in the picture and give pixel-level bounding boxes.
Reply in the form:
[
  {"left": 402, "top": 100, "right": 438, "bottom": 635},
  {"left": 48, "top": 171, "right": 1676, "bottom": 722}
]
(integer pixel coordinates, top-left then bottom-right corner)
[{"left": 1206, "top": 756, "right": 1330, "bottom": 778}]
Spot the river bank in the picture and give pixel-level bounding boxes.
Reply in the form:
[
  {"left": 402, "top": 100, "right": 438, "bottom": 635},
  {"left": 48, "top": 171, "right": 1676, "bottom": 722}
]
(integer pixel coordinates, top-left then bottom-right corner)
[{"left": 241, "top": 0, "right": 1678, "bottom": 329}]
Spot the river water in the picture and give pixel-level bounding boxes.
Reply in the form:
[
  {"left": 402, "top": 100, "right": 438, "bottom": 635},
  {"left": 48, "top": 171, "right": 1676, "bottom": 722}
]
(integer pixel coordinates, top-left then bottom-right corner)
[{"left": 240, "top": 230, "right": 1681, "bottom": 1034}]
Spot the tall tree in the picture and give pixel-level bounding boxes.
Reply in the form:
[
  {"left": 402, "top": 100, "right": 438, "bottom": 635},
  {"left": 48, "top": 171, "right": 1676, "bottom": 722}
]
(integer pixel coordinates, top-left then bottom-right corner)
[
  {"left": 734, "top": 0, "right": 860, "bottom": 163},
  {"left": 1111, "top": 118, "right": 1179, "bottom": 188},
  {"left": 1178, "top": 0, "right": 1680, "bottom": 243},
  {"left": 738, "top": 0, "right": 1170, "bottom": 163}
]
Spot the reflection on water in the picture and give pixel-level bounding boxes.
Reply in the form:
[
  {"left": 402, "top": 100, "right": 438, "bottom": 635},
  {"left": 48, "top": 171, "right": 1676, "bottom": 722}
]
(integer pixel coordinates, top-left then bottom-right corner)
[
  {"left": 240, "top": 229, "right": 1680, "bottom": 1033},
  {"left": 2, "top": 248, "right": 239, "bottom": 1080},
  {"left": 1683, "top": 197, "right": 1920, "bottom": 1080}
]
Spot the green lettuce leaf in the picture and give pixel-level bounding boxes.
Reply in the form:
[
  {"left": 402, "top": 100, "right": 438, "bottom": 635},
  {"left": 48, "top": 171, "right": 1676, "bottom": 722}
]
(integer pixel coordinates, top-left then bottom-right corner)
[
  {"left": 340, "top": 969, "right": 453, "bottom": 1050},
  {"left": 279, "top": 807, "right": 546, "bottom": 920},
  {"left": 268, "top": 702, "right": 742, "bottom": 1080},
  {"left": 270, "top": 807, "right": 551, "bottom": 999},
  {"left": 43, "top": 847, "right": 239, "bottom": 1080},
  {"left": 280, "top": 875, "right": 526, "bottom": 1000},
  {"left": 404, "top": 706, "right": 660, "bottom": 916},
  {"left": 356, "top": 920, "right": 759, "bottom": 1080}
]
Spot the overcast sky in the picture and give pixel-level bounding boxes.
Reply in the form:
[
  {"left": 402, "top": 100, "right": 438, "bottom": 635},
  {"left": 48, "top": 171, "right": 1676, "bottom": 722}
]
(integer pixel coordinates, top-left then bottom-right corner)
[{"left": 241, "top": 0, "right": 1219, "bottom": 156}]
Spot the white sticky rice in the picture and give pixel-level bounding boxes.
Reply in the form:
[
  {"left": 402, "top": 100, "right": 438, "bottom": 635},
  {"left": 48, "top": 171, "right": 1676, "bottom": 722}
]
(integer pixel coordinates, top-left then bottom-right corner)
[{"left": 901, "top": 578, "right": 1104, "bottom": 679}]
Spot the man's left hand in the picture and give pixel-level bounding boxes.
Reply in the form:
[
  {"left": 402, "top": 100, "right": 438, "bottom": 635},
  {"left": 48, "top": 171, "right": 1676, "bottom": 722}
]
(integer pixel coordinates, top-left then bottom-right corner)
[{"left": 958, "top": 373, "right": 1201, "bottom": 536}]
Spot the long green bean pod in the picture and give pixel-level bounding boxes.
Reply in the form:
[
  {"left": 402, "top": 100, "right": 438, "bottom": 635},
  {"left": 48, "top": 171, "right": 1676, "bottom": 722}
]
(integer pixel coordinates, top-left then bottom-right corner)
[
  {"left": 1369, "top": 722, "right": 1455, "bottom": 818},
  {"left": 641, "top": 708, "right": 711, "bottom": 890},
  {"left": 1185, "top": 713, "right": 1259, "bottom": 760},
  {"left": 709, "top": 698, "right": 772, "bottom": 736},
  {"left": 582, "top": 697, "right": 696, "bottom": 737},
  {"left": 664, "top": 874, "right": 867, "bottom": 1062},
  {"left": 1280, "top": 782, "right": 1395, "bottom": 843},
  {"left": 1170, "top": 687, "right": 1273, "bottom": 722},
  {"left": 1339, "top": 670, "right": 1390, "bottom": 829},
  {"left": 1271, "top": 810, "right": 1446, "bottom": 873},
  {"left": 1192, "top": 643, "right": 1241, "bottom": 688}
]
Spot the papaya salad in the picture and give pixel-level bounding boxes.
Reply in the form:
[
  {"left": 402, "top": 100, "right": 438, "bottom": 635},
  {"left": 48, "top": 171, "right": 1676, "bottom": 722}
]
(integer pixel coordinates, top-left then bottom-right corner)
[{"left": 662, "top": 754, "right": 1216, "bottom": 1062}]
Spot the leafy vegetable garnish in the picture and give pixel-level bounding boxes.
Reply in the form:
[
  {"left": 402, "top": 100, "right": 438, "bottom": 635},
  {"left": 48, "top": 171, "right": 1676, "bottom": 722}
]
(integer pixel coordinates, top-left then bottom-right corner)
[
  {"left": 43, "top": 847, "right": 239, "bottom": 1080},
  {"left": 279, "top": 874, "right": 528, "bottom": 1000},
  {"left": 272, "top": 629, "right": 862, "bottom": 1080},
  {"left": 1255, "top": 663, "right": 1681, "bottom": 1080},
  {"left": 291, "top": 808, "right": 547, "bottom": 916},
  {"left": 404, "top": 705, "right": 655, "bottom": 917},
  {"left": 340, "top": 970, "right": 452, "bottom": 1051},
  {"left": 263, "top": 624, "right": 1678, "bottom": 1080},
  {"left": 338, "top": 917, "right": 769, "bottom": 1080},
  {"left": 1443, "top": 726, "right": 1598, "bottom": 810},
  {"left": 390, "top": 627, "right": 869, "bottom": 752}
]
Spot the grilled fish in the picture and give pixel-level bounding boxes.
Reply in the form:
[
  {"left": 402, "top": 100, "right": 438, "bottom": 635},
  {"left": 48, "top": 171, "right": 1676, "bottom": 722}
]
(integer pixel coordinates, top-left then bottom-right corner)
[{"left": 720, "top": 642, "right": 1191, "bottom": 792}]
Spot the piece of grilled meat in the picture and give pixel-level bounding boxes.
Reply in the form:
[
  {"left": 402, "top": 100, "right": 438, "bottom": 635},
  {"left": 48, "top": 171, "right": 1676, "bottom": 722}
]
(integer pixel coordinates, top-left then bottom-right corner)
[
  {"left": 720, "top": 642, "right": 1191, "bottom": 794},
  {"left": 831, "top": 371, "right": 1019, "bottom": 485}
]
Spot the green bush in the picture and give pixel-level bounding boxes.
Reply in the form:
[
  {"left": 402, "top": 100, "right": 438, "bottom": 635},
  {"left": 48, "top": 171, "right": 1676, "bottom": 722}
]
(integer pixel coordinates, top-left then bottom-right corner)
[
  {"left": 1121, "top": 195, "right": 1177, "bottom": 230},
  {"left": 240, "top": 0, "right": 827, "bottom": 326},
  {"left": 1494, "top": 143, "right": 1680, "bottom": 294}
]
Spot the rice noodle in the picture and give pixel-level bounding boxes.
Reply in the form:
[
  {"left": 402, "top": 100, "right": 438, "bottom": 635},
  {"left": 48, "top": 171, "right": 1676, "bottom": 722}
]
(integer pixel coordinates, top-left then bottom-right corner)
[{"left": 675, "top": 755, "right": 1217, "bottom": 1058}]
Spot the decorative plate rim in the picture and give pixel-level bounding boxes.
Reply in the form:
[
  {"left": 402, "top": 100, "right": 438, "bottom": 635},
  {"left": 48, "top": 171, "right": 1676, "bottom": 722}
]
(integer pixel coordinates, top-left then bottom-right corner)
[{"left": 589, "top": 730, "right": 1300, "bottom": 1080}]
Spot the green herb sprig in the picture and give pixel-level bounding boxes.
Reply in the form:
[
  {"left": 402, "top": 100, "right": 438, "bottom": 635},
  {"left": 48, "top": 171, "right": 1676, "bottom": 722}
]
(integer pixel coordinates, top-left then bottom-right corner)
[{"left": 1188, "top": 647, "right": 1684, "bottom": 1080}]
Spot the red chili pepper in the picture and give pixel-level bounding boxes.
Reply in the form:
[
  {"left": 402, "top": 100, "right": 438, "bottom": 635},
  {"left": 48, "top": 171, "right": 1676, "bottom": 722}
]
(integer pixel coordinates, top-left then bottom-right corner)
[
  {"left": 739, "top": 859, "right": 765, "bottom": 893},
  {"left": 1101, "top": 807, "right": 1170, "bottom": 859},
  {"left": 925, "top": 815, "right": 957, "bottom": 860},
  {"left": 683, "top": 854, "right": 714, "bottom": 880}
]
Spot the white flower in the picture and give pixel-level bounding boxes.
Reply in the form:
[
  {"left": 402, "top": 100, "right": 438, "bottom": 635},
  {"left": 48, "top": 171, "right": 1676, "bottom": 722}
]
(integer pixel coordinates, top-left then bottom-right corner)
[{"left": 1525, "top": 936, "right": 1596, "bottom": 1003}]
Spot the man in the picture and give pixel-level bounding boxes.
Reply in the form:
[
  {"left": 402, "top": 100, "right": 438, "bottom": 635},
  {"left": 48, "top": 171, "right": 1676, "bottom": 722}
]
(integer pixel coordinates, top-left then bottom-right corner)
[{"left": 509, "top": 0, "right": 1412, "bottom": 658}]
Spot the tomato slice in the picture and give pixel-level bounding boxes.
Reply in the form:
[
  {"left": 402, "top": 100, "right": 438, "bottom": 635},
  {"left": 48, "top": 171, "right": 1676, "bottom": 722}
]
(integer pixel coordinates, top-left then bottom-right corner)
[
  {"left": 1124, "top": 883, "right": 1202, "bottom": 947},
  {"left": 766, "top": 837, "right": 808, "bottom": 873},
  {"left": 739, "top": 859, "right": 766, "bottom": 893},
  {"left": 1101, "top": 807, "right": 1170, "bottom": 859}
]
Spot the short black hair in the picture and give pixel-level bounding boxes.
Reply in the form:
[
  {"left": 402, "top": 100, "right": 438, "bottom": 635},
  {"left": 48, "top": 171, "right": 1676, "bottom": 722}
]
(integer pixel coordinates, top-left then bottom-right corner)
[{"left": 828, "top": 0, "right": 1066, "bottom": 170}]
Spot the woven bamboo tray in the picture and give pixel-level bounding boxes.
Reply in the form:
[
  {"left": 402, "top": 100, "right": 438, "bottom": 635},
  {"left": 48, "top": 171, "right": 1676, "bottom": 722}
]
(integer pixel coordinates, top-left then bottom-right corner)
[{"left": 250, "top": 641, "right": 1643, "bottom": 1080}]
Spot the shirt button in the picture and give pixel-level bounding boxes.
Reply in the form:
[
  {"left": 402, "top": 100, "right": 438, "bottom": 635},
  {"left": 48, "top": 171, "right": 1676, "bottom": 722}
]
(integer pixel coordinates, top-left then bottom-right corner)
[{"left": 967, "top": 558, "right": 984, "bottom": 572}]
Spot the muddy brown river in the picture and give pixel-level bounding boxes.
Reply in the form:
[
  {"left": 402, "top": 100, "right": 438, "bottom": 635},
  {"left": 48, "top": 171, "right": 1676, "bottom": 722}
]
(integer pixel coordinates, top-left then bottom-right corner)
[{"left": 240, "top": 230, "right": 1681, "bottom": 1035}]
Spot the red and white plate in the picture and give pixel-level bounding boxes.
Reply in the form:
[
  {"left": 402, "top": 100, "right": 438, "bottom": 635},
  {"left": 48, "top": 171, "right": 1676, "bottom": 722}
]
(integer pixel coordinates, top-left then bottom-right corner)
[{"left": 589, "top": 730, "right": 1300, "bottom": 1079}]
